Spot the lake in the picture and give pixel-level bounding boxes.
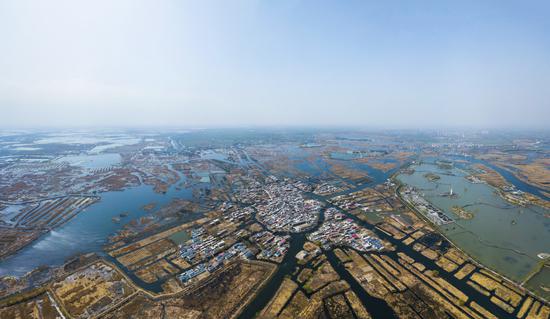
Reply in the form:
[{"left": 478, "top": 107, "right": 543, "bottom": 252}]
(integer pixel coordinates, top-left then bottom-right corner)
[{"left": 397, "top": 161, "right": 549, "bottom": 283}]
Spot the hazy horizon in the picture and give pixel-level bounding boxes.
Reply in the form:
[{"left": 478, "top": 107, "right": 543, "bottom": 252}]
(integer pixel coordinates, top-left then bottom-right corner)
[{"left": 1, "top": 1, "right": 550, "bottom": 129}]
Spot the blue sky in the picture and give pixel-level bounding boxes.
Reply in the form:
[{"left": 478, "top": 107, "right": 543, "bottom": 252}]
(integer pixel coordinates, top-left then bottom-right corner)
[{"left": 1, "top": 0, "right": 549, "bottom": 128}]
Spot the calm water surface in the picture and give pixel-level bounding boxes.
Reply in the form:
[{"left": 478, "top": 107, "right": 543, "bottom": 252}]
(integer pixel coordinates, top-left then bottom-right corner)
[
  {"left": 397, "top": 162, "right": 549, "bottom": 282},
  {"left": 0, "top": 178, "right": 195, "bottom": 277}
]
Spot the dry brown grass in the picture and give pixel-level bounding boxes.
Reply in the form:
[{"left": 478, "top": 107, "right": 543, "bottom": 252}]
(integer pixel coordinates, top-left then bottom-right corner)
[
  {"left": 0, "top": 293, "right": 60, "bottom": 319},
  {"left": 473, "top": 164, "right": 509, "bottom": 188},
  {"left": 506, "top": 158, "right": 550, "bottom": 191},
  {"left": 454, "top": 263, "right": 476, "bottom": 280},
  {"left": 52, "top": 262, "right": 134, "bottom": 318},
  {"left": 260, "top": 278, "right": 298, "bottom": 317},
  {"left": 345, "top": 290, "right": 372, "bottom": 319}
]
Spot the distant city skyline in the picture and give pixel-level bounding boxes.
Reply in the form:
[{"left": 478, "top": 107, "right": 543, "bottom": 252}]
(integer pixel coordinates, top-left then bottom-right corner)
[{"left": 1, "top": 1, "right": 549, "bottom": 128}]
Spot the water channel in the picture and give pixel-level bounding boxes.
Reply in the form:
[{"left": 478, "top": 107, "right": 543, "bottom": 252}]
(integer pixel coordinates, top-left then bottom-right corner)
[
  {"left": 397, "top": 160, "right": 549, "bottom": 283},
  {"left": 0, "top": 168, "right": 202, "bottom": 277},
  {"left": 239, "top": 157, "right": 536, "bottom": 318}
]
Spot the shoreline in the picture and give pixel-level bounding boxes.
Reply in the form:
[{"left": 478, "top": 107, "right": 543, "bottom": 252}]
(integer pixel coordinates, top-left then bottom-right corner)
[{"left": 393, "top": 174, "right": 549, "bottom": 304}]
